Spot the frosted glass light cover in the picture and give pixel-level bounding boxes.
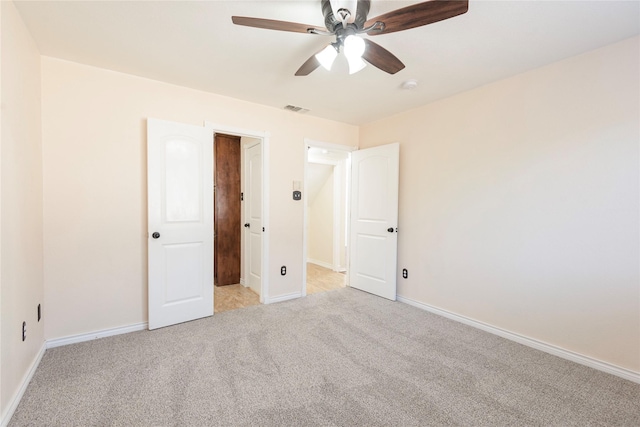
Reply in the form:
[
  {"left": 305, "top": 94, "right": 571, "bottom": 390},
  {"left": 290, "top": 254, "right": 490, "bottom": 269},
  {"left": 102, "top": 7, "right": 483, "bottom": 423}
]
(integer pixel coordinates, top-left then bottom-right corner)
[
  {"left": 316, "top": 45, "right": 338, "bottom": 71},
  {"left": 344, "top": 35, "right": 365, "bottom": 60},
  {"left": 348, "top": 56, "right": 367, "bottom": 74}
]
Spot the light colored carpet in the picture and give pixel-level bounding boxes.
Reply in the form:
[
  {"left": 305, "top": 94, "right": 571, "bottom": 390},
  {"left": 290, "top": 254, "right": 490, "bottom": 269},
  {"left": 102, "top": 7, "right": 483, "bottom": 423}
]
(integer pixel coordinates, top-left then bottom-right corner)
[{"left": 10, "top": 288, "right": 640, "bottom": 426}]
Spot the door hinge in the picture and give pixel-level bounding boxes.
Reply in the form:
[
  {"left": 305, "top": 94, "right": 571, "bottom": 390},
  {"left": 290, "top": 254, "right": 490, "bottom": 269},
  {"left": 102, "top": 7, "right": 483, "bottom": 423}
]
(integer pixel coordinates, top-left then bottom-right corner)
[{"left": 241, "top": 192, "right": 244, "bottom": 201}]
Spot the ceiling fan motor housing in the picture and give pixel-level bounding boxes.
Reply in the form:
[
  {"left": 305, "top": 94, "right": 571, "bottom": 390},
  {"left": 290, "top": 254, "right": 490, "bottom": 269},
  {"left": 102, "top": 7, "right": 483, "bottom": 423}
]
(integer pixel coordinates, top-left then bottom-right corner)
[{"left": 321, "top": 0, "right": 371, "bottom": 32}]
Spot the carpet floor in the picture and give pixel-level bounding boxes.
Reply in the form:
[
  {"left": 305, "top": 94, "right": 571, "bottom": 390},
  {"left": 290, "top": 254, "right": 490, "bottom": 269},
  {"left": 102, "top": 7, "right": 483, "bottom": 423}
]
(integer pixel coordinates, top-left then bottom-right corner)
[{"left": 9, "top": 288, "right": 640, "bottom": 426}]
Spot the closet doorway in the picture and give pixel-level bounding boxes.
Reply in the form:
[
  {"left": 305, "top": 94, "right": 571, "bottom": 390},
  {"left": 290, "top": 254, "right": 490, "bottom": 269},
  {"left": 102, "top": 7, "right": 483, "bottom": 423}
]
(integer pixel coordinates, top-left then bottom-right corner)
[
  {"left": 208, "top": 123, "right": 269, "bottom": 312},
  {"left": 214, "top": 133, "right": 241, "bottom": 286}
]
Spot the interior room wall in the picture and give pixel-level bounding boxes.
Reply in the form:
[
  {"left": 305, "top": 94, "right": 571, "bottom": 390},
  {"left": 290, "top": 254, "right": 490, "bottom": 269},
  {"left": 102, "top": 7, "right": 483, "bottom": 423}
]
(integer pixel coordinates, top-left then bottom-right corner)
[
  {"left": 41, "top": 57, "right": 358, "bottom": 341},
  {"left": 308, "top": 166, "right": 334, "bottom": 267},
  {"left": 359, "top": 36, "right": 639, "bottom": 372},
  {"left": 0, "top": 0, "right": 45, "bottom": 419}
]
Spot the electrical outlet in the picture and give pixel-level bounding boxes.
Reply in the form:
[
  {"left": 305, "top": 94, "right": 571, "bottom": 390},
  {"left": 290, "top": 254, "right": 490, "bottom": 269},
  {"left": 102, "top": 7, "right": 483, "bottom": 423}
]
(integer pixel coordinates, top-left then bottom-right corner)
[
  {"left": 281, "top": 266, "right": 287, "bottom": 276},
  {"left": 402, "top": 269, "right": 408, "bottom": 279},
  {"left": 22, "top": 321, "right": 27, "bottom": 341}
]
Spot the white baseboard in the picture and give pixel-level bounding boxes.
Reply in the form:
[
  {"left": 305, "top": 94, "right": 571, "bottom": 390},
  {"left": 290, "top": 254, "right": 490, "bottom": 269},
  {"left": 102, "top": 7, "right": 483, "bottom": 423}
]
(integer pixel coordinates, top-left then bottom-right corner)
[
  {"left": 307, "top": 259, "right": 333, "bottom": 270},
  {"left": 265, "top": 292, "right": 302, "bottom": 304},
  {"left": 46, "top": 322, "right": 148, "bottom": 349},
  {"left": 397, "top": 295, "right": 640, "bottom": 384},
  {"left": 239, "top": 278, "right": 246, "bottom": 286},
  {"left": 1, "top": 343, "right": 46, "bottom": 427}
]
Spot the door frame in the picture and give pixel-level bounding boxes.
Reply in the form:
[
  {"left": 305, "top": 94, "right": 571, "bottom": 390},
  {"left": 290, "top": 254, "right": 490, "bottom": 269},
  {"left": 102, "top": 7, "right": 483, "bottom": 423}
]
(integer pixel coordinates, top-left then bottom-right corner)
[
  {"left": 302, "top": 138, "right": 356, "bottom": 297},
  {"left": 205, "top": 121, "right": 270, "bottom": 303}
]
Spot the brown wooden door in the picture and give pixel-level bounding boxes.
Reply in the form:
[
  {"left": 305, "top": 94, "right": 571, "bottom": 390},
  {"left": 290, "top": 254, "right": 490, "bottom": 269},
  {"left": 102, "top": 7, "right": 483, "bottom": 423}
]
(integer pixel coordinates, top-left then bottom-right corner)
[{"left": 214, "top": 133, "right": 241, "bottom": 286}]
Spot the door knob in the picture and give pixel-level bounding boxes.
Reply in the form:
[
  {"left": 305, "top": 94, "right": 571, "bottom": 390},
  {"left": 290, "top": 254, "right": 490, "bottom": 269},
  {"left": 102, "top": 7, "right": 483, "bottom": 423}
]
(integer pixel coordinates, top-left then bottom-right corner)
[
  {"left": 244, "top": 223, "right": 250, "bottom": 228},
  {"left": 387, "top": 227, "right": 394, "bottom": 233},
  {"left": 152, "top": 232, "right": 160, "bottom": 239}
]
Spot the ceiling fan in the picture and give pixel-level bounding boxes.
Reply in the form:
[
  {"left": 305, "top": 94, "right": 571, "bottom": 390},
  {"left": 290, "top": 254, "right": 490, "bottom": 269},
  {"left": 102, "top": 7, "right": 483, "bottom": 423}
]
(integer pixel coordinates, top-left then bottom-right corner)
[{"left": 232, "top": 0, "right": 469, "bottom": 76}]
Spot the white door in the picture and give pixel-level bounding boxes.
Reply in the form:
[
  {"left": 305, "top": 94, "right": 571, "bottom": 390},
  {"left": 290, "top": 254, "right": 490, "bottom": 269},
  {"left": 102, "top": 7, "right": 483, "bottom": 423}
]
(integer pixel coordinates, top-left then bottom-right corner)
[
  {"left": 147, "top": 118, "right": 214, "bottom": 330},
  {"left": 349, "top": 143, "right": 399, "bottom": 300},
  {"left": 244, "top": 142, "right": 262, "bottom": 296}
]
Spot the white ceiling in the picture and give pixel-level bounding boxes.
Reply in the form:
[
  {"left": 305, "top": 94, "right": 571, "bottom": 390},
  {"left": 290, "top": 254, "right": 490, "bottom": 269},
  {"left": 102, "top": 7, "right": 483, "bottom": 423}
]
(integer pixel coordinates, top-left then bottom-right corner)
[{"left": 14, "top": 0, "right": 640, "bottom": 125}]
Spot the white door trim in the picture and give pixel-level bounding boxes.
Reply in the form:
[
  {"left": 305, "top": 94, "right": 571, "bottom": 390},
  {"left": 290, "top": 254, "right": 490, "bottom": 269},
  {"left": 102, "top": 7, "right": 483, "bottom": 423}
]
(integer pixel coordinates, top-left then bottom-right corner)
[
  {"left": 204, "top": 121, "right": 270, "bottom": 303},
  {"left": 302, "top": 138, "right": 356, "bottom": 297}
]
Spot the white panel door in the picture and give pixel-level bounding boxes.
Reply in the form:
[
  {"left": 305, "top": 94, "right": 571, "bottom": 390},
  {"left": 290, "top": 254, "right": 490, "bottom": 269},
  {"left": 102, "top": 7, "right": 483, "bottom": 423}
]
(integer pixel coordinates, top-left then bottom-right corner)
[
  {"left": 147, "top": 118, "right": 213, "bottom": 330},
  {"left": 245, "top": 142, "right": 262, "bottom": 295},
  {"left": 349, "top": 143, "right": 399, "bottom": 300}
]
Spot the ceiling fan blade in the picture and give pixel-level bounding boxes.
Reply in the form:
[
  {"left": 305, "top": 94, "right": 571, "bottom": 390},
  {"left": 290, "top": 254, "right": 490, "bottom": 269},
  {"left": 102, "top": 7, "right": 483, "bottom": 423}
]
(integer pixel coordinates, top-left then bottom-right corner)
[
  {"left": 364, "top": 0, "right": 468, "bottom": 36},
  {"left": 362, "top": 39, "right": 405, "bottom": 74},
  {"left": 232, "top": 16, "right": 324, "bottom": 34},
  {"left": 295, "top": 45, "right": 330, "bottom": 76}
]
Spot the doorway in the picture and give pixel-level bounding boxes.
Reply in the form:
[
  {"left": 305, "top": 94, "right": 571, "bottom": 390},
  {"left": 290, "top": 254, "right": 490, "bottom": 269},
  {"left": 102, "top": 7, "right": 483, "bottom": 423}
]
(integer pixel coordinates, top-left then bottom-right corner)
[
  {"left": 214, "top": 133, "right": 241, "bottom": 286},
  {"left": 207, "top": 123, "right": 270, "bottom": 312},
  {"left": 303, "top": 139, "right": 355, "bottom": 296}
]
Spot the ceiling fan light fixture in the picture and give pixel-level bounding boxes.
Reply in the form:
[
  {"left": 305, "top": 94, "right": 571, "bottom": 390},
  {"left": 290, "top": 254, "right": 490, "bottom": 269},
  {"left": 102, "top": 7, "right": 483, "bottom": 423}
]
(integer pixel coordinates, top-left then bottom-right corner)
[
  {"left": 344, "top": 34, "right": 366, "bottom": 74},
  {"left": 347, "top": 56, "right": 367, "bottom": 75},
  {"left": 316, "top": 44, "right": 338, "bottom": 71},
  {"left": 343, "top": 34, "right": 365, "bottom": 61}
]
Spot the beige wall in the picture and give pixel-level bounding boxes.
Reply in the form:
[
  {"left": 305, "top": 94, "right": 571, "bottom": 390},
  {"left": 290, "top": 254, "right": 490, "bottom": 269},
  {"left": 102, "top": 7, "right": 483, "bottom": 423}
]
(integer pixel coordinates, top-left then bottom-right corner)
[
  {"left": 41, "top": 57, "right": 358, "bottom": 340},
  {"left": 360, "top": 36, "right": 640, "bottom": 372},
  {"left": 0, "top": 0, "right": 45, "bottom": 418},
  {"left": 308, "top": 167, "right": 334, "bottom": 267}
]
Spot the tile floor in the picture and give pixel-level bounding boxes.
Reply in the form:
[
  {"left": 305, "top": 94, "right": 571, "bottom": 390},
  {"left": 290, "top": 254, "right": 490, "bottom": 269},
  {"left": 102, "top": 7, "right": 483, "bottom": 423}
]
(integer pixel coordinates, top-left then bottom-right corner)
[
  {"left": 306, "top": 262, "right": 346, "bottom": 294},
  {"left": 214, "top": 284, "right": 260, "bottom": 313},
  {"left": 214, "top": 263, "right": 346, "bottom": 313}
]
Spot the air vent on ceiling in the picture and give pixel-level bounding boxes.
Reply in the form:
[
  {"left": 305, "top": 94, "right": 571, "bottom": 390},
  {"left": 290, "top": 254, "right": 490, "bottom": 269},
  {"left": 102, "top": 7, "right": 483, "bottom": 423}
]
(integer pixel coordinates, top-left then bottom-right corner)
[{"left": 284, "top": 105, "right": 310, "bottom": 114}]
